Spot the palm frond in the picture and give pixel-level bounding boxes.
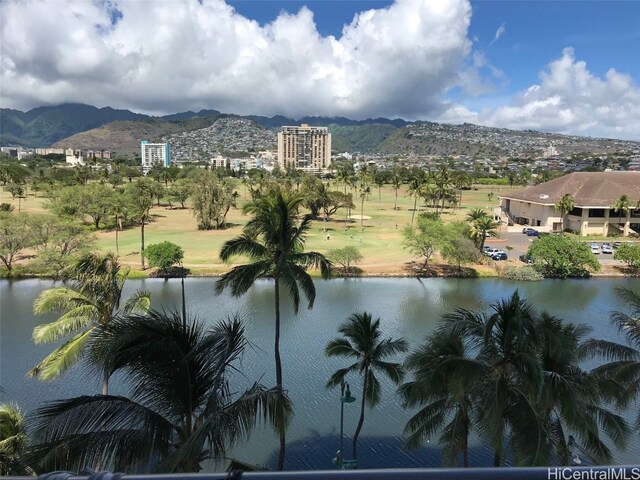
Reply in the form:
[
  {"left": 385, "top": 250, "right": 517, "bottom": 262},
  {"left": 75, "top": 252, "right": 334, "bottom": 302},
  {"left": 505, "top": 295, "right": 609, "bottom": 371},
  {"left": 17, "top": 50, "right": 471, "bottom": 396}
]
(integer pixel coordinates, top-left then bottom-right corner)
[
  {"left": 28, "top": 328, "right": 93, "bottom": 380},
  {"left": 215, "top": 261, "right": 272, "bottom": 297},
  {"left": 33, "top": 288, "right": 93, "bottom": 315},
  {"left": 326, "top": 365, "right": 359, "bottom": 389},
  {"left": 32, "top": 305, "right": 97, "bottom": 344},
  {"left": 325, "top": 338, "right": 359, "bottom": 358},
  {"left": 219, "top": 235, "right": 268, "bottom": 263},
  {"left": 120, "top": 289, "right": 151, "bottom": 315}
]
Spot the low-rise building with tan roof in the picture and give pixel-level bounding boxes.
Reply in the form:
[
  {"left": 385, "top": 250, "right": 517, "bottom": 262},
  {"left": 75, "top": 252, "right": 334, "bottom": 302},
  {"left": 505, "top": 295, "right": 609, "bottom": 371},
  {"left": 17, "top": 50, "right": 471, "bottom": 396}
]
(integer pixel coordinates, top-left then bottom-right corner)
[{"left": 499, "top": 172, "right": 640, "bottom": 236}]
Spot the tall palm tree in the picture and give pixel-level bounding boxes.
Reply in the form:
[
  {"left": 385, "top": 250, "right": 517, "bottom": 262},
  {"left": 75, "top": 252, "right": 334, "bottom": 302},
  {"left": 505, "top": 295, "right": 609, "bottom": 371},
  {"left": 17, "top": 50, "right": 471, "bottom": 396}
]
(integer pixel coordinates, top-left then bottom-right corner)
[
  {"left": 30, "top": 253, "right": 150, "bottom": 394},
  {"left": 535, "top": 313, "right": 629, "bottom": 465},
  {"left": 391, "top": 173, "right": 402, "bottom": 211},
  {"left": 28, "top": 311, "right": 290, "bottom": 473},
  {"left": 126, "top": 178, "right": 155, "bottom": 269},
  {"left": 554, "top": 193, "right": 575, "bottom": 234},
  {"left": 439, "top": 291, "right": 546, "bottom": 466},
  {"left": 407, "top": 177, "right": 424, "bottom": 229},
  {"left": 612, "top": 194, "right": 631, "bottom": 235},
  {"left": 400, "top": 331, "right": 477, "bottom": 466},
  {"left": 359, "top": 185, "right": 370, "bottom": 232},
  {"left": 215, "top": 187, "right": 330, "bottom": 470},
  {"left": 588, "top": 287, "right": 640, "bottom": 432},
  {"left": 326, "top": 312, "right": 407, "bottom": 463},
  {"left": 465, "top": 208, "right": 489, "bottom": 223},
  {"left": 451, "top": 171, "right": 472, "bottom": 208}
]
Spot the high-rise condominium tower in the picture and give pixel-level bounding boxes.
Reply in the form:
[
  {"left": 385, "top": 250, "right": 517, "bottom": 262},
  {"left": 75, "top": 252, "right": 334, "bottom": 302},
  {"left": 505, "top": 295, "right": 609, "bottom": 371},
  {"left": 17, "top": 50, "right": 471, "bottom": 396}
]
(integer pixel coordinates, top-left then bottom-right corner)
[{"left": 277, "top": 124, "right": 331, "bottom": 172}]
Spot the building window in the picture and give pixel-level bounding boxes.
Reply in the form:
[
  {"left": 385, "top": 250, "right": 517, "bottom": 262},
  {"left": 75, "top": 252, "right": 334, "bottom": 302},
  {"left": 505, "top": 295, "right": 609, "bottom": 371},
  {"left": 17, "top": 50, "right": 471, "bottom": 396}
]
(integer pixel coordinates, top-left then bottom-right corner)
[{"left": 589, "top": 209, "right": 605, "bottom": 218}]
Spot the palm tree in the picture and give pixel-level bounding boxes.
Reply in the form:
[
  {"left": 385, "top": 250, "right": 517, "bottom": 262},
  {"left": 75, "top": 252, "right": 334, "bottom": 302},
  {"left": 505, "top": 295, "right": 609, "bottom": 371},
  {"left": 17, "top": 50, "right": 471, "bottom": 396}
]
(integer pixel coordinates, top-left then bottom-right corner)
[
  {"left": 326, "top": 312, "right": 407, "bottom": 463},
  {"left": 359, "top": 185, "right": 370, "bottom": 232},
  {"left": 465, "top": 208, "right": 489, "bottom": 223},
  {"left": 438, "top": 291, "right": 546, "bottom": 466},
  {"left": 451, "top": 171, "right": 472, "bottom": 208},
  {"left": 588, "top": 287, "right": 640, "bottom": 432},
  {"left": 400, "top": 331, "right": 477, "bottom": 466},
  {"left": 0, "top": 404, "right": 31, "bottom": 475},
  {"left": 28, "top": 311, "right": 290, "bottom": 472},
  {"left": 215, "top": 187, "right": 331, "bottom": 470},
  {"left": 470, "top": 216, "right": 499, "bottom": 251},
  {"left": 612, "top": 194, "right": 631, "bottom": 235},
  {"left": 30, "top": 253, "right": 150, "bottom": 394},
  {"left": 391, "top": 173, "right": 402, "bottom": 211},
  {"left": 554, "top": 193, "right": 575, "bottom": 234},
  {"left": 535, "top": 313, "right": 629, "bottom": 465},
  {"left": 126, "top": 178, "right": 155, "bottom": 269},
  {"left": 407, "top": 177, "right": 424, "bottom": 229}
]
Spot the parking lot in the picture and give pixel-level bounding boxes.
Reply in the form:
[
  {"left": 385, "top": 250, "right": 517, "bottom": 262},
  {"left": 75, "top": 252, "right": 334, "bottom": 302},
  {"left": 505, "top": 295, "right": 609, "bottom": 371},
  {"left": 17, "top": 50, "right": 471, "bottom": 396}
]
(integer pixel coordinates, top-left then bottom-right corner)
[{"left": 484, "top": 226, "right": 630, "bottom": 266}]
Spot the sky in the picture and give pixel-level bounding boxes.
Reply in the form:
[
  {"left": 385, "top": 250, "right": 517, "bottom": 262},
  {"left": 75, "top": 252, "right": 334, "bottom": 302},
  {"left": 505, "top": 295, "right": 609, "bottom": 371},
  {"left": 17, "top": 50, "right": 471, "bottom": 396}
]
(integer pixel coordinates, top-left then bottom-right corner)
[{"left": 1, "top": 0, "right": 639, "bottom": 140}]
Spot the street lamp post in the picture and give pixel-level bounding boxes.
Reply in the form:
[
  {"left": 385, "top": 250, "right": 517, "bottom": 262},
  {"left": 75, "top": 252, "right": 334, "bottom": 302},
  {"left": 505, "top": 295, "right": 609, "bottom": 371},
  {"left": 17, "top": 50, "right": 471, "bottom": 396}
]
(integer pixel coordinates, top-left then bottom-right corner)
[{"left": 335, "top": 380, "right": 356, "bottom": 469}]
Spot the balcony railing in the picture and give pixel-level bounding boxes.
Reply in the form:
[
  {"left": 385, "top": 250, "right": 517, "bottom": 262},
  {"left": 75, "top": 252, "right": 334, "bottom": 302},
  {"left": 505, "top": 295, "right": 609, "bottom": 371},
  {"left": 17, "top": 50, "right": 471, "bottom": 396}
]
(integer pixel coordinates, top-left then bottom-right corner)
[{"left": 22, "top": 466, "right": 640, "bottom": 480}]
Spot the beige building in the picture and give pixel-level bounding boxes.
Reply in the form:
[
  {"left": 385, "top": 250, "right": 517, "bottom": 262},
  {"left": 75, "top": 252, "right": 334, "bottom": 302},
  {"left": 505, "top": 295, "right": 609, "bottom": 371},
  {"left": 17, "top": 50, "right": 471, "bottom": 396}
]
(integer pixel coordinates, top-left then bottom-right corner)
[
  {"left": 277, "top": 124, "right": 331, "bottom": 172},
  {"left": 500, "top": 172, "right": 640, "bottom": 236}
]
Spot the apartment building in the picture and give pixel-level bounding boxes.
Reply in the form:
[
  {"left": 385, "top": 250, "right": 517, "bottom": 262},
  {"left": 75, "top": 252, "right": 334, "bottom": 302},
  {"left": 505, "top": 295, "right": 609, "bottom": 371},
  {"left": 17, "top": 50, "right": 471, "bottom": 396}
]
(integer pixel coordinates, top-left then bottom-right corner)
[
  {"left": 277, "top": 124, "right": 331, "bottom": 172},
  {"left": 141, "top": 140, "right": 170, "bottom": 173}
]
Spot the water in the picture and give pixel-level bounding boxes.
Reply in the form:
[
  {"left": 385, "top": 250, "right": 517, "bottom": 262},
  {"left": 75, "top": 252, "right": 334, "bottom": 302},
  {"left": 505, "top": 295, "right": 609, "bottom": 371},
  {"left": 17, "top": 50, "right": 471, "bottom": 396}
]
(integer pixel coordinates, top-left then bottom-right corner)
[{"left": 1, "top": 277, "right": 638, "bottom": 469}]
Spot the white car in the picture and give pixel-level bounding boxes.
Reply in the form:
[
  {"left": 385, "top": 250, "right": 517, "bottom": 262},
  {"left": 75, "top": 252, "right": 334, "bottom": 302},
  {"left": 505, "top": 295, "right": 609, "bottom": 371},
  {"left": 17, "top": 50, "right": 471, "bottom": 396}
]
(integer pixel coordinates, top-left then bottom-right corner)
[
  {"left": 602, "top": 244, "right": 613, "bottom": 254},
  {"left": 591, "top": 244, "right": 600, "bottom": 254}
]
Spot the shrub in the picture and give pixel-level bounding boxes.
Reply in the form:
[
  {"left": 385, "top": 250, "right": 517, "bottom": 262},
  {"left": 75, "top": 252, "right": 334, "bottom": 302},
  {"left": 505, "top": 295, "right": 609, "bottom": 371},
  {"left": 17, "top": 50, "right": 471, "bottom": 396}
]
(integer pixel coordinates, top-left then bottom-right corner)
[
  {"left": 145, "top": 241, "right": 184, "bottom": 276},
  {"left": 501, "top": 266, "right": 544, "bottom": 281}
]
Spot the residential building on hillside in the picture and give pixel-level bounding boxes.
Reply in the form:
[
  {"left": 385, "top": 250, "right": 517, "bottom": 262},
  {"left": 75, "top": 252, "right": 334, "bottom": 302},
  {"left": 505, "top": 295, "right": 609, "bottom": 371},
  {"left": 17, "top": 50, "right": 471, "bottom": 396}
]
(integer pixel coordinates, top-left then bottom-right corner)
[
  {"left": 499, "top": 172, "right": 640, "bottom": 236},
  {"left": 277, "top": 124, "right": 331, "bottom": 172},
  {"left": 141, "top": 140, "right": 170, "bottom": 173},
  {"left": 65, "top": 147, "right": 84, "bottom": 166}
]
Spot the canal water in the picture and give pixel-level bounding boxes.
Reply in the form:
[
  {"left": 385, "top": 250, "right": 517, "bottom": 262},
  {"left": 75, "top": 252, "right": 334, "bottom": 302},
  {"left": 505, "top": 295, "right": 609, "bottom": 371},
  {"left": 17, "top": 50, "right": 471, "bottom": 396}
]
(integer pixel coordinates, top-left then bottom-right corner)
[{"left": 1, "top": 277, "right": 638, "bottom": 469}]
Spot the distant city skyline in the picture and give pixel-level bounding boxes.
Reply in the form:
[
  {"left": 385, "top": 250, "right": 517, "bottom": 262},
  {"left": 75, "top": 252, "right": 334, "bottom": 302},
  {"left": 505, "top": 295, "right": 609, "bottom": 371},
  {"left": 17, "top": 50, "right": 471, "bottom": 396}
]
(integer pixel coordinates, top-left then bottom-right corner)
[{"left": 1, "top": 0, "right": 639, "bottom": 140}]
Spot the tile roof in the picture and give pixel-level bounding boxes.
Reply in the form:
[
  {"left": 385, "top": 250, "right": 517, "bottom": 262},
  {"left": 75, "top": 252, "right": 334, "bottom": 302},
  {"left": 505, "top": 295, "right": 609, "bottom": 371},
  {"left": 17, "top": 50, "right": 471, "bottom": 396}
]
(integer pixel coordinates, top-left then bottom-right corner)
[{"left": 501, "top": 172, "right": 640, "bottom": 207}]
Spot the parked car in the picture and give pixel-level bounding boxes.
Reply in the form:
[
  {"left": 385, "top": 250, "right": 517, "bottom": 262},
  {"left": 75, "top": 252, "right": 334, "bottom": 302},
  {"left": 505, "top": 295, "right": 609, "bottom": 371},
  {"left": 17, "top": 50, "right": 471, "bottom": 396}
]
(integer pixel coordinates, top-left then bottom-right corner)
[
  {"left": 522, "top": 227, "right": 535, "bottom": 234},
  {"left": 484, "top": 248, "right": 500, "bottom": 256},
  {"left": 492, "top": 252, "right": 508, "bottom": 261},
  {"left": 602, "top": 244, "right": 613, "bottom": 254},
  {"left": 613, "top": 241, "right": 622, "bottom": 249},
  {"left": 519, "top": 254, "right": 534, "bottom": 264},
  {"left": 526, "top": 229, "right": 539, "bottom": 237},
  {"left": 590, "top": 243, "right": 600, "bottom": 254}
]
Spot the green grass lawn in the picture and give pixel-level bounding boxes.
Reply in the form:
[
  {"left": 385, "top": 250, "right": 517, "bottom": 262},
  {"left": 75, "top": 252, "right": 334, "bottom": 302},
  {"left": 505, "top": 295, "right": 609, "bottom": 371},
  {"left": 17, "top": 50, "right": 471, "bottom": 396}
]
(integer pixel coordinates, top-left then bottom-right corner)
[{"left": 2, "top": 183, "right": 521, "bottom": 275}]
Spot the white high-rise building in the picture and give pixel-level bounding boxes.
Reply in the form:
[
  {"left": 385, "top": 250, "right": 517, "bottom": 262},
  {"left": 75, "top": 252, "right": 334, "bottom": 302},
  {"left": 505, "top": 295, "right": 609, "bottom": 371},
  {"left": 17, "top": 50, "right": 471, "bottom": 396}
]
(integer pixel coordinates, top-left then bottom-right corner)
[
  {"left": 277, "top": 124, "right": 331, "bottom": 172},
  {"left": 141, "top": 140, "right": 171, "bottom": 173}
]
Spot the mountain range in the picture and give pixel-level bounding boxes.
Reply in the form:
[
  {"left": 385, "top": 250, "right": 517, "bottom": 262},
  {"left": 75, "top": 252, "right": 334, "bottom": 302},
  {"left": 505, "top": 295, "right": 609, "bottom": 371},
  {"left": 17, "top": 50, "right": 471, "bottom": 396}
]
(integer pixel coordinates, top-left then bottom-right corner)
[{"left": 2, "top": 103, "right": 639, "bottom": 158}]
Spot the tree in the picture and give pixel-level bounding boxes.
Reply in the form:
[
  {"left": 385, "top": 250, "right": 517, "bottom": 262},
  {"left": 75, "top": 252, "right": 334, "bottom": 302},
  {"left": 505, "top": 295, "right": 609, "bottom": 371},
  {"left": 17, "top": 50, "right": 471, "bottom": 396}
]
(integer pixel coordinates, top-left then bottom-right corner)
[
  {"left": 145, "top": 241, "right": 184, "bottom": 276},
  {"left": 470, "top": 216, "right": 498, "bottom": 251},
  {"left": 29, "top": 312, "right": 290, "bottom": 472},
  {"left": 402, "top": 217, "right": 448, "bottom": 270},
  {"left": 554, "top": 193, "right": 575, "bottom": 233},
  {"left": 534, "top": 313, "right": 629, "bottom": 464},
  {"left": 325, "top": 312, "right": 407, "bottom": 464},
  {"left": 32, "top": 216, "right": 95, "bottom": 279},
  {"left": 215, "top": 187, "right": 331, "bottom": 470},
  {"left": 406, "top": 177, "right": 424, "bottom": 229},
  {"left": 0, "top": 212, "right": 38, "bottom": 275},
  {"left": 30, "top": 253, "right": 150, "bottom": 394},
  {"left": 328, "top": 246, "right": 363, "bottom": 275},
  {"left": 191, "top": 171, "right": 233, "bottom": 230},
  {"left": 359, "top": 185, "right": 370, "bottom": 231},
  {"left": 169, "top": 179, "right": 191, "bottom": 208},
  {"left": 441, "top": 236, "right": 480, "bottom": 273},
  {"left": 0, "top": 404, "right": 31, "bottom": 475},
  {"left": 437, "top": 291, "right": 546, "bottom": 466},
  {"left": 612, "top": 194, "right": 631, "bottom": 234},
  {"left": 614, "top": 243, "right": 640, "bottom": 272},
  {"left": 528, "top": 235, "right": 600, "bottom": 278},
  {"left": 465, "top": 208, "right": 489, "bottom": 223},
  {"left": 6, "top": 184, "right": 24, "bottom": 212},
  {"left": 84, "top": 183, "right": 116, "bottom": 229},
  {"left": 400, "top": 331, "right": 475, "bottom": 466},
  {"left": 391, "top": 172, "right": 402, "bottom": 211},
  {"left": 125, "top": 179, "right": 155, "bottom": 269}
]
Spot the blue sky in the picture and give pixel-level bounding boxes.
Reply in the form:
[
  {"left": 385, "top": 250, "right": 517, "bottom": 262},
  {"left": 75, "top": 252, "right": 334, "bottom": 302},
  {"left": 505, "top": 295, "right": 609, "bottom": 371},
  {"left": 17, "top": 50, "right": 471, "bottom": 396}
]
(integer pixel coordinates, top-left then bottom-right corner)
[{"left": 1, "top": 0, "right": 639, "bottom": 139}]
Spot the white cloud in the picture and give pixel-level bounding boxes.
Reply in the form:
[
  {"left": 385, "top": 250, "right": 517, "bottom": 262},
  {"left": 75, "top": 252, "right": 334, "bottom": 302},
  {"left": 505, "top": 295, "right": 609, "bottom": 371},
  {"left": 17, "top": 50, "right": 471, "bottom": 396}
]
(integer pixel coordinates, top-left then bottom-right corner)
[
  {"left": 477, "top": 48, "right": 640, "bottom": 140},
  {"left": 489, "top": 23, "right": 506, "bottom": 46},
  {"left": 0, "top": 0, "right": 472, "bottom": 119}
]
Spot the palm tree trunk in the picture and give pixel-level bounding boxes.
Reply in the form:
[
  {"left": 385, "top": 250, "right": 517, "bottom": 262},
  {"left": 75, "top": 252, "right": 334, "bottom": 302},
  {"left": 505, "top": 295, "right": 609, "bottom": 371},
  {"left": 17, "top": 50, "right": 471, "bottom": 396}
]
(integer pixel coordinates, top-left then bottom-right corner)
[
  {"left": 140, "top": 218, "right": 146, "bottom": 269},
  {"left": 493, "top": 450, "right": 500, "bottom": 467},
  {"left": 360, "top": 197, "right": 364, "bottom": 232},
  {"left": 352, "top": 369, "right": 368, "bottom": 463},
  {"left": 411, "top": 196, "right": 417, "bottom": 228},
  {"left": 274, "top": 276, "right": 286, "bottom": 471},
  {"left": 102, "top": 369, "right": 109, "bottom": 395},
  {"left": 463, "top": 435, "right": 469, "bottom": 467},
  {"left": 115, "top": 215, "right": 120, "bottom": 256}
]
